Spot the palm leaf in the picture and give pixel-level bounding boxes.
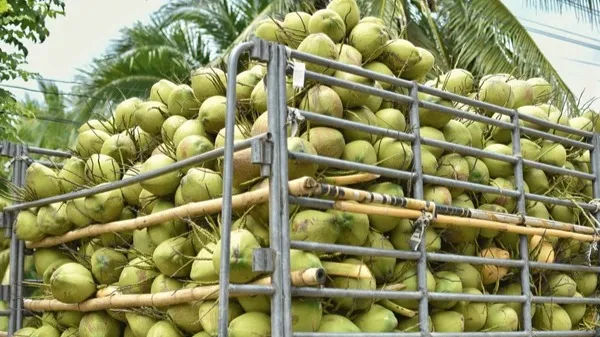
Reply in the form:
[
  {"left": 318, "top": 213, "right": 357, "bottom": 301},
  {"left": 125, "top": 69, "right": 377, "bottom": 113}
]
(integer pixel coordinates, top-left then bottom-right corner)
[{"left": 524, "top": 0, "right": 600, "bottom": 28}]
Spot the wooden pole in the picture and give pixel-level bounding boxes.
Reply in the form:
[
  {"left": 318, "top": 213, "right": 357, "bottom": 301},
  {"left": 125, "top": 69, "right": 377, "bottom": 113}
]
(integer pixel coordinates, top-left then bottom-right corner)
[{"left": 321, "top": 173, "right": 380, "bottom": 186}]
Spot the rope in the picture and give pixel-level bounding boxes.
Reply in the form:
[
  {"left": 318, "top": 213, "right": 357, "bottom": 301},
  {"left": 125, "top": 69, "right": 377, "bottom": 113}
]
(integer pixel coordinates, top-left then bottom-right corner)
[
  {"left": 287, "top": 108, "right": 305, "bottom": 137},
  {"left": 409, "top": 210, "right": 434, "bottom": 251},
  {"left": 590, "top": 199, "right": 600, "bottom": 213}
]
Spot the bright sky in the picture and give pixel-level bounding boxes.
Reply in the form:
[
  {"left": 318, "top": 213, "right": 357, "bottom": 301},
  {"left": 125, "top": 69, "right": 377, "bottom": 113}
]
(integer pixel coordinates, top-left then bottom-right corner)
[{"left": 3, "top": 0, "right": 600, "bottom": 110}]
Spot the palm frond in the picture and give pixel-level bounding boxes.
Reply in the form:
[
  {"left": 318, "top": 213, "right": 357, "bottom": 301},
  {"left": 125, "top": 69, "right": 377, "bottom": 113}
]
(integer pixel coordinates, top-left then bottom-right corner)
[
  {"left": 524, "top": 0, "right": 600, "bottom": 28},
  {"left": 361, "top": 0, "right": 408, "bottom": 38}
]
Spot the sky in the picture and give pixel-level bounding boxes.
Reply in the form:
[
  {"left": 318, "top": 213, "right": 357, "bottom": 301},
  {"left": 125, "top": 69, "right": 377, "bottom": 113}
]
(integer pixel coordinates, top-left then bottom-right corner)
[{"left": 3, "top": 0, "right": 600, "bottom": 110}]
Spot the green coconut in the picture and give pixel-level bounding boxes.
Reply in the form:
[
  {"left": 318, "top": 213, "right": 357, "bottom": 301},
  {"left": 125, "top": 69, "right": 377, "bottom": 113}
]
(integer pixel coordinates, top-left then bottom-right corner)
[
  {"left": 146, "top": 321, "right": 183, "bottom": 337},
  {"left": 90, "top": 248, "right": 127, "bottom": 285},
  {"left": 463, "top": 156, "right": 489, "bottom": 186},
  {"left": 255, "top": 18, "right": 284, "bottom": 43},
  {"left": 118, "top": 164, "right": 142, "bottom": 206},
  {"left": 84, "top": 186, "right": 124, "bottom": 223},
  {"left": 146, "top": 200, "right": 187, "bottom": 245},
  {"left": 564, "top": 292, "right": 586, "bottom": 325},
  {"left": 37, "top": 202, "right": 72, "bottom": 235},
  {"left": 297, "top": 33, "right": 338, "bottom": 74},
  {"left": 482, "top": 143, "right": 513, "bottom": 178},
  {"left": 402, "top": 47, "right": 435, "bottom": 80},
  {"left": 391, "top": 227, "right": 441, "bottom": 252},
  {"left": 232, "top": 215, "right": 269, "bottom": 247},
  {"left": 198, "top": 95, "right": 227, "bottom": 134},
  {"left": 550, "top": 204, "right": 579, "bottom": 223},
  {"left": 507, "top": 79, "right": 534, "bottom": 108},
  {"left": 569, "top": 116, "right": 594, "bottom": 140},
  {"left": 25, "top": 163, "right": 61, "bottom": 199},
  {"left": 190, "top": 67, "right": 226, "bottom": 102},
  {"left": 327, "top": 0, "right": 360, "bottom": 30},
  {"left": 212, "top": 229, "right": 261, "bottom": 283},
  {"left": 362, "top": 62, "right": 393, "bottom": 89},
  {"left": 431, "top": 271, "right": 463, "bottom": 309},
  {"left": 327, "top": 207, "right": 369, "bottom": 246},
  {"left": 31, "top": 325, "right": 60, "bottom": 337},
  {"left": 229, "top": 312, "right": 271, "bottom": 337},
  {"left": 113, "top": 97, "right": 141, "bottom": 130},
  {"left": 78, "top": 119, "right": 113, "bottom": 133},
  {"left": 236, "top": 70, "right": 262, "bottom": 100},
  {"left": 329, "top": 259, "right": 376, "bottom": 310},
  {"left": 478, "top": 204, "right": 508, "bottom": 239},
  {"left": 479, "top": 77, "right": 512, "bottom": 107},
  {"left": 250, "top": 76, "right": 295, "bottom": 114},
  {"left": 150, "top": 274, "right": 182, "bottom": 294},
  {"left": 420, "top": 126, "right": 445, "bottom": 158},
  {"left": 50, "top": 262, "right": 96, "bottom": 303},
  {"left": 139, "top": 154, "right": 181, "bottom": 196},
  {"left": 523, "top": 168, "right": 549, "bottom": 194},
  {"left": 288, "top": 137, "right": 319, "bottom": 179},
  {"left": 43, "top": 259, "right": 72, "bottom": 284},
  {"left": 333, "top": 71, "right": 375, "bottom": 108},
  {"left": 177, "top": 168, "right": 221, "bottom": 204},
  {"left": 237, "top": 293, "right": 270, "bottom": 313},
  {"left": 149, "top": 79, "right": 176, "bottom": 103},
  {"left": 290, "top": 298, "right": 322, "bottom": 332},
  {"left": 58, "top": 157, "right": 86, "bottom": 193},
  {"left": 175, "top": 135, "right": 214, "bottom": 171},
  {"left": 281, "top": 12, "right": 311, "bottom": 48},
  {"left": 348, "top": 21, "right": 388, "bottom": 61},
  {"left": 436, "top": 69, "right": 474, "bottom": 95},
  {"left": 374, "top": 137, "right": 413, "bottom": 170},
  {"left": 497, "top": 283, "right": 530, "bottom": 319},
  {"left": 546, "top": 273, "right": 577, "bottom": 297},
  {"left": 118, "top": 257, "right": 159, "bottom": 294},
  {"left": 366, "top": 182, "right": 404, "bottom": 232},
  {"left": 533, "top": 303, "right": 572, "bottom": 331},
  {"left": 364, "top": 231, "right": 396, "bottom": 282},
  {"left": 308, "top": 9, "right": 346, "bottom": 42},
  {"left": 482, "top": 177, "right": 516, "bottom": 212},
  {"left": 131, "top": 126, "right": 156, "bottom": 154},
  {"left": 172, "top": 119, "right": 209, "bottom": 147},
  {"left": 484, "top": 304, "right": 519, "bottom": 331},
  {"left": 424, "top": 185, "right": 452, "bottom": 205},
  {"left": 315, "top": 315, "right": 358, "bottom": 333},
  {"left": 197, "top": 300, "right": 243, "bottom": 336},
  {"left": 467, "top": 121, "right": 485, "bottom": 149},
  {"left": 573, "top": 272, "right": 597, "bottom": 297},
  {"left": 454, "top": 288, "right": 487, "bottom": 331},
  {"left": 134, "top": 101, "right": 167, "bottom": 135},
  {"left": 379, "top": 39, "right": 419, "bottom": 75},
  {"left": 15, "top": 210, "right": 45, "bottom": 241},
  {"left": 301, "top": 127, "right": 345, "bottom": 161},
  {"left": 375, "top": 108, "right": 406, "bottom": 132},
  {"left": 343, "top": 106, "right": 382, "bottom": 142},
  {"left": 153, "top": 237, "right": 194, "bottom": 277},
  {"left": 392, "top": 262, "right": 436, "bottom": 309},
  {"left": 84, "top": 153, "right": 121, "bottom": 184},
  {"left": 290, "top": 249, "right": 323, "bottom": 271},
  {"left": 290, "top": 210, "right": 338, "bottom": 244},
  {"left": 397, "top": 315, "right": 433, "bottom": 332},
  {"left": 138, "top": 188, "right": 158, "bottom": 215},
  {"left": 518, "top": 105, "right": 550, "bottom": 131},
  {"left": 299, "top": 84, "right": 344, "bottom": 120},
  {"left": 417, "top": 92, "right": 454, "bottom": 128},
  {"left": 365, "top": 81, "right": 384, "bottom": 111},
  {"left": 436, "top": 153, "right": 470, "bottom": 182},
  {"left": 527, "top": 77, "right": 552, "bottom": 104},
  {"left": 125, "top": 313, "right": 157, "bottom": 337},
  {"left": 353, "top": 304, "right": 397, "bottom": 332},
  {"left": 59, "top": 327, "right": 78, "bottom": 337},
  {"left": 431, "top": 311, "right": 464, "bottom": 332},
  {"left": 76, "top": 129, "right": 111, "bottom": 159},
  {"left": 215, "top": 125, "right": 246, "bottom": 148},
  {"left": 100, "top": 133, "right": 136, "bottom": 165},
  {"left": 442, "top": 119, "right": 472, "bottom": 147},
  {"left": 167, "top": 84, "right": 200, "bottom": 118},
  {"left": 489, "top": 112, "right": 512, "bottom": 143},
  {"left": 422, "top": 150, "right": 438, "bottom": 175},
  {"left": 167, "top": 301, "right": 203, "bottom": 333},
  {"left": 342, "top": 140, "right": 377, "bottom": 165},
  {"left": 517, "top": 138, "right": 542, "bottom": 160},
  {"left": 33, "top": 248, "right": 70, "bottom": 276},
  {"left": 446, "top": 263, "right": 482, "bottom": 290},
  {"left": 539, "top": 103, "right": 569, "bottom": 136}
]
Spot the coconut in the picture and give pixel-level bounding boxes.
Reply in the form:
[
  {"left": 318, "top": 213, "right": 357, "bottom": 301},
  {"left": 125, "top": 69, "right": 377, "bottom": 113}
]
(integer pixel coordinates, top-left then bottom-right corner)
[
  {"left": 167, "top": 301, "right": 203, "bottom": 333},
  {"left": 288, "top": 137, "right": 319, "bottom": 179},
  {"left": 85, "top": 153, "right": 121, "bottom": 184},
  {"left": 467, "top": 121, "right": 485, "bottom": 148},
  {"left": 366, "top": 182, "right": 404, "bottom": 232},
  {"left": 84, "top": 186, "right": 124, "bottom": 223},
  {"left": 391, "top": 227, "right": 441, "bottom": 252},
  {"left": 365, "top": 81, "right": 384, "bottom": 111},
  {"left": 37, "top": 202, "right": 72, "bottom": 235},
  {"left": 403, "top": 47, "right": 435, "bottom": 80},
  {"left": 497, "top": 283, "right": 531, "bottom": 319},
  {"left": 167, "top": 84, "right": 200, "bottom": 118},
  {"left": 15, "top": 210, "right": 44, "bottom": 241},
  {"left": 59, "top": 327, "right": 78, "bottom": 337},
  {"left": 539, "top": 103, "right": 569, "bottom": 136},
  {"left": 573, "top": 272, "right": 597, "bottom": 297},
  {"left": 31, "top": 325, "right": 60, "bottom": 337},
  {"left": 290, "top": 210, "right": 338, "bottom": 244},
  {"left": 327, "top": 207, "right": 369, "bottom": 246},
  {"left": 90, "top": 248, "right": 127, "bottom": 285},
  {"left": 172, "top": 119, "right": 209, "bottom": 147},
  {"left": 379, "top": 39, "right": 419, "bottom": 75},
  {"left": 436, "top": 153, "right": 470, "bottom": 182},
  {"left": 518, "top": 105, "right": 550, "bottom": 131},
  {"left": 569, "top": 116, "right": 594, "bottom": 139},
  {"left": 78, "top": 119, "right": 114, "bottom": 134},
  {"left": 301, "top": 127, "right": 345, "bottom": 161},
  {"left": 363, "top": 231, "right": 395, "bottom": 282},
  {"left": 534, "top": 303, "right": 572, "bottom": 331},
  {"left": 162, "top": 115, "right": 187, "bottom": 143},
  {"left": 76, "top": 129, "right": 111, "bottom": 158},
  {"left": 431, "top": 311, "right": 464, "bottom": 332},
  {"left": 556, "top": 238, "right": 581, "bottom": 260},
  {"left": 482, "top": 177, "right": 516, "bottom": 212},
  {"left": 191, "top": 67, "right": 226, "bottom": 102},
  {"left": 442, "top": 120, "right": 472, "bottom": 147},
  {"left": 33, "top": 248, "right": 70, "bottom": 276},
  {"left": 131, "top": 126, "right": 156, "bottom": 154},
  {"left": 58, "top": 157, "right": 86, "bottom": 193},
  {"left": 527, "top": 201, "right": 550, "bottom": 220},
  {"left": 348, "top": 22, "right": 388, "bottom": 61},
  {"left": 198, "top": 95, "right": 227, "bottom": 134},
  {"left": 232, "top": 215, "right": 269, "bottom": 247},
  {"left": 333, "top": 71, "right": 375, "bottom": 108},
  {"left": 420, "top": 127, "right": 445, "bottom": 158},
  {"left": 527, "top": 77, "right": 552, "bottom": 104},
  {"left": 236, "top": 70, "right": 262, "bottom": 100},
  {"left": 117, "top": 165, "right": 142, "bottom": 207},
  {"left": 353, "top": 304, "right": 397, "bottom": 332},
  {"left": 125, "top": 313, "right": 156, "bottom": 337},
  {"left": 375, "top": 108, "right": 406, "bottom": 132},
  {"left": 564, "top": 292, "right": 586, "bottom": 325},
  {"left": 250, "top": 77, "right": 295, "bottom": 114},
  {"left": 134, "top": 101, "right": 167, "bottom": 135},
  {"left": 299, "top": 84, "right": 344, "bottom": 120},
  {"left": 308, "top": 9, "right": 346, "bottom": 42},
  {"left": 290, "top": 250, "right": 323, "bottom": 272},
  {"left": 505, "top": 79, "right": 532, "bottom": 108},
  {"left": 151, "top": 274, "right": 183, "bottom": 294},
  {"left": 213, "top": 229, "right": 261, "bottom": 283},
  {"left": 392, "top": 262, "right": 436, "bottom": 309},
  {"left": 327, "top": 0, "right": 360, "bottom": 31},
  {"left": 550, "top": 204, "right": 579, "bottom": 223},
  {"left": 446, "top": 263, "right": 482, "bottom": 290},
  {"left": 175, "top": 135, "right": 215, "bottom": 171},
  {"left": 139, "top": 154, "right": 181, "bottom": 196},
  {"left": 418, "top": 92, "right": 454, "bottom": 128},
  {"left": 423, "top": 185, "right": 452, "bottom": 205},
  {"left": 362, "top": 62, "right": 393, "bottom": 89},
  {"left": 343, "top": 106, "right": 382, "bottom": 142},
  {"left": 50, "top": 263, "right": 95, "bottom": 303},
  {"left": 98, "top": 209, "right": 133, "bottom": 247},
  {"left": 198, "top": 300, "right": 243, "bottom": 335},
  {"left": 281, "top": 12, "right": 311, "bottom": 48},
  {"left": 546, "top": 273, "right": 577, "bottom": 297},
  {"left": 374, "top": 137, "right": 413, "bottom": 170},
  {"left": 479, "top": 247, "right": 510, "bottom": 285},
  {"left": 255, "top": 19, "right": 284, "bottom": 43},
  {"left": 478, "top": 78, "right": 512, "bottom": 107},
  {"left": 342, "top": 140, "right": 377, "bottom": 165},
  {"left": 43, "top": 259, "right": 71, "bottom": 284},
  {"left": 59, "top": 311, "right": 84, "bottom": 329},
  {"left": 484, "top": 304, "right": 519, "bottom": 331},
  {"left": 146, "top": 200, "right": 187, "bottom": 245},
  {"left": 436, "top": 69, "right": 474, "bottom": 95},
  {"left": 118, "top": 257, "right": 159, "bottom": 294},
  {"left": 329, "top": 259, "right": 376, "bottom": 310},
  {"left": 229, "top": 312, "right": 272, "bottom": 337},
  {"left": 489, "top": 112, "right": 512, "bottom": 143},
  {"left": 464, "top": 156, "right": 489, "bottom": 185},
  {"left": 421, "top": 150, "right": 438, "bottom": 175},
  {"left": 153, "top": 237, "right": 194, "bottom": 277},
  {"left": 237, "top": 295, "right": 270, "bottom": 314},
  {"left": 182, "top": 168, "right": 222, "bottom": 203},
  {"left": 146, "top": 321, "right": 183, "bottom": 337},
  {"left": 482, "top": 144, "right": 513, "bottom": 178},
  {"left": 113, "top": 97, "right": 141, "bottom": 130},
  {"left": 523, "top": 168, "right": 549, "bottom": 194},
  {"left": 397, "top": 315, "right": 433, "bottom": 332},
  {"left": 100, "top": 133, "right": 136, "bottom": 165},
  {"left": 516, "top": 138, "right": 541, "bottom": 161},
  {"left": 290, "top": 298, "right": 322, "bottom": 332},
  {"left": 149, "top": 79, "right": 176, "bottom": 104},
  {"left": 297, "top": 33, "right": 338, "bottom": 74},
  {"left": 215, "top": 125, "right": 246, "bottom": 148},
  {"left": 432, "top": 271, "right": 463, "bottom": 309},
  {"left": 477, "top": 204, "right": 508, "bottom": 239},
  {"left": 138, "top": 188, "right": 157, "bottom": 215},
  {"left": 25, "top": 163, "right": 61, "bottom": 199}
]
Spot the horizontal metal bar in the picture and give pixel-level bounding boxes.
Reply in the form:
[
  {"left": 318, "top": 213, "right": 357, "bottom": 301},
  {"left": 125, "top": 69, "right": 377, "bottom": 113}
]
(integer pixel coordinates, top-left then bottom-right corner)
[
  {"left": 293, "top": 108, "right": 415, "bottom": 142},
  {"left": 525, "top": 192, "right": 596, "bottom": 211},
  {"left": 294, "top": 333, "right": 595, "bottom": 337},
  {"left": 419, "top": 101, "right": 514, "bottom": 129},
  {"left": 532, "top": 332, "right": 597, "bottom": 337},
  {"left": 229, "top": 284, "right": 274, "bottom": 296},
  {"left": 428, "top": 292, "right": 525, "bottom": 303},
  {"left": 420, "top": 138, "right": 518, "bottom": 163},
  {"left": 427, "top": 252, "right": 524, "bottom": 267},
  {"left": 295, "top": 333, "right": 420, "bottom": 337},
  {"left": 417, "top": 84, "right": 516, "bottom": 117},
  {"left": 289, "top": 196, "right": 335, "bottom": 210},
  {"left": 518, "top": 114, "right": 593, "bottom": 139},
  {"left": 529, "top": 261, "right": 600, "bottom": 273},
  {"left": 291, "top": 287, "right": 422, "bottom": 300},
  {"left": 423, "top": 174, "right": 521, "bottom": 196},
  {"left": 532, "top": 295, "right": 600, "bottom": 304},
  {"left": 288, "top": 152, "right": 415, "bottom": 180},
  {"left": 520, "top": 126, "right": 594, "bottom": 150},
  {"left": 27, "top": 146, "right": 71, "bottom": 158},
  {"left": 0, "top": 310, "right": 10, "bottom": 316},
  {"left": 4, "top": 135, "right": 265, "bottom": 212},
  {"left": 523, "top": 159, "right": 594, "bottom": 180},
  {"left": 33, "top": 160, "right": 64, "bottom": 169},
  {"left": 290, "top": 240, "right": 421, "bottom": 259}
]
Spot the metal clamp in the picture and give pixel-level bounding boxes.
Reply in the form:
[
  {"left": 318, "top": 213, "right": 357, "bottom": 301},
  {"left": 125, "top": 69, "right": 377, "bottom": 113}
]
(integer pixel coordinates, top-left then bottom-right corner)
[
  {"left": 0, "top": 285, "right": 9, "bottom": 302},
  {"left": 251, "top": 138, "right": 272, "bottom": 177},
  {"left": 252, "top": 248, "right": 275, "bottom": 273},
  {"left": 409, "top": 212, "right": 434, "bottom": 251},
  {"left": 250, "top": 37, "right": 270, "bottom": 62}
]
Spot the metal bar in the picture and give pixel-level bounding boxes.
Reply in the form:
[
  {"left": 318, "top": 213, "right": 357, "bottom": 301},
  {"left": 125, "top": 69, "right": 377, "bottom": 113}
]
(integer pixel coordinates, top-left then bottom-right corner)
[
  {"left": 27, "top": 146, "right": 71, "bottom": 158},
  {"left": 4, "top": 134, "right": 265, "bottom": 212},
  {"left": 525, "top": 192, "right": 596, "bottom": 211},
  {"left": 289, "top": 196, "right": 334, "bottom": 210},
  {"left": 427, "top": 252, "right": 523, "bottom": 267},
  {"left": 428, "top": 293, "right": 525, "bottom": 302},
  {"left": 518, "top": 115, "right": 593, "bottom": 139},
  {"left": 289, "top": 152, "right": 415, "bottom": 180},
  {"left": 591, "top": 134, "right": 600, "bottom": 268},
  {"left": 291, "top": 287, "right": 422, "bottom": 300},
  {"left": 528, "top": 260, "right": 600, "bottom": 272},
  {"left": 293, "top": 108, "right": 415, "bottom": 142},
  {"left": 520, "top": 126, "right": 593, "bottom": 150},
  {"left": 423, "top": 174, "right": 521, "bottom": 196},
  {"left": 295, "top": 333, "right": 596, "bottom": 337},
  {"left": 523, "top": 158, "right": 595, "bottom": 180},
  {"left": 290, "top": 240, "right": 421, "bottom": 260},
  {"left": 532, "top": 295, "right": 600, "bottom": 304},
  {"left": 218, "top": 40, "right": 254, "bottom": 337},
  {"left": 229, "top": 284, "right": 275, "bottom": 296},
  {"left": 420, "top": 138, "right": 518, "bottom": 163}
]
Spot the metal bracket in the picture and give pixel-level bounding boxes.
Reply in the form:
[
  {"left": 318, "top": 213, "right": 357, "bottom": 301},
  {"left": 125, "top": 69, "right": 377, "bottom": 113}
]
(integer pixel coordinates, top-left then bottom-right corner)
[
  {"left": 0, "top": 285, "right": 9, "bottom": 302},
  {"left": 252, "top": 248, "right": 275, "bottom": 273},
  {"left": 250, "top": 37, "right": 270, "bottom": 62},
  {"left": 251, "top": 138, "right": 272, "bottom": 177}
]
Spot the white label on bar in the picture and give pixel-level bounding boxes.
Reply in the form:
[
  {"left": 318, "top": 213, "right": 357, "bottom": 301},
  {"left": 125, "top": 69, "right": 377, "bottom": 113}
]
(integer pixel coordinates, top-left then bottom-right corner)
[{"left": 293, "top": 62, "right": 306, "bottom": 89}]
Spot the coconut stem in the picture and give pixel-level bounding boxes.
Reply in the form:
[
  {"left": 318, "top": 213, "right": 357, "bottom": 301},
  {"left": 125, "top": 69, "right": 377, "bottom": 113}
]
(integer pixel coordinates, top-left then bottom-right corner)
[
  {"left": 321, "top": 173, "right": 380, "bottom": 186},
  {"left": 379, "top": 283, "right": 406, "bottom": 291},
  {"left": 379, "top": 299, "right": 416, "bottom": 318},
  {"left": 322, "top": 261, "right": 373, "bottom": 279}
]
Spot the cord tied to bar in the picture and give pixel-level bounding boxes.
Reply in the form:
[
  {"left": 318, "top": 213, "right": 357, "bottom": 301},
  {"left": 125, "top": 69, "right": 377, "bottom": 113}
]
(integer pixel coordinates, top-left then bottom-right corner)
[
  {"left": 590, "top": 199, "right": 600, "bottom": 213},
  {"left": 287, "top": 108, "right": 305, "bottom": 137},
  {"left": 409, "top": 210, "right": 434, "bottom": 251}
]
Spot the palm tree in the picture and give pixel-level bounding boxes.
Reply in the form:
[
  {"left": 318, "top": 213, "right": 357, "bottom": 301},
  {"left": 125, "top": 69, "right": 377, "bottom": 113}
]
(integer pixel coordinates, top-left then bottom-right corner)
[{"left": 75, "top": 0, "right": 600, "bottom": 115}]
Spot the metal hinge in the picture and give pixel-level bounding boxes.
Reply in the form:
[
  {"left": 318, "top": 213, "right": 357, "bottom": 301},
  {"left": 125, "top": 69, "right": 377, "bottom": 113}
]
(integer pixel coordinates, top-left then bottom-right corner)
[
  {"left": 251, "top": 138, "right": 272, "bottom": 177},
  {"left": 0, "top": 285, "right": 10, "bottom": 301},
  {"left": 253, "top": 248, "right": 275, "bottom": 273},
  {"left": 250, "top": 37, "right": 270, "bottom": 62}
]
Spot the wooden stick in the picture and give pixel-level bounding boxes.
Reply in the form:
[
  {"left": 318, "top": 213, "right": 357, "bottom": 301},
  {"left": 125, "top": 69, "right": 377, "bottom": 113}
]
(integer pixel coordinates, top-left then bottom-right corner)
[
  {"left": 24, "top": 268, "right": 324, "bottom": 312},
  {"left": 27, "top": 177, "right": 316, "bottom": 249},
  {"left": 379, "top": 283, "right": 406, "bottom": 291},
  {"left": 333, "top": 201, "right": 599, "bottom": 242},
  {"left": 379, "top": 299, "right": 416, "bottom": 318},
  {"left": 322, "top": 261, "right": 373, "bottom": 279},
  {"left": 321, "top": 173, "right": 380, "bottom": 186}
]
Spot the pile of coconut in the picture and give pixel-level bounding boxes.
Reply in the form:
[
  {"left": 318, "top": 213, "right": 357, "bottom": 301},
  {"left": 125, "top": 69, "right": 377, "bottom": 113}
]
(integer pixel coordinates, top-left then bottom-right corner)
[{"left": 11, "top": 0, "right": 600, "bottom": 335}]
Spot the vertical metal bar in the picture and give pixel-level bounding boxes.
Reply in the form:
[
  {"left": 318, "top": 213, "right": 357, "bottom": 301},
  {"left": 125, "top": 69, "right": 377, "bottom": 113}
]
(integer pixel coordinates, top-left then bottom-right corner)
[
  {"left": 219, "top": 43, "right": 253, "bottom": 337},
  {"left": 7, "top": 144, "right": 23, "bottom": 334},
  {"left": 277, "top": 45, "right": 292, "bottom": 337},
  {"left": 511, "top": 113, "right": 533, "bottom": 333},
  {"left": 15, "top": 145, "right": 27, "bottom": 331},
  {"left": 408, "top": 83, "right": 428, "bottom": 336},
  {"left": 267, "top": 43, "right": 284, "bottom": 337},
  {"left": 590, "top": 134, "right": 600, "bottom": 264}
]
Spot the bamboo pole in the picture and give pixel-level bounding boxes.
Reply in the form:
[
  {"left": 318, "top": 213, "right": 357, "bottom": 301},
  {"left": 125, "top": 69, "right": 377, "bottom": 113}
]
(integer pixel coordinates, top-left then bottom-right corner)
[
  {"left": 24, "top": 268, "right": 324, "bottom": 312},
  {"left": 379, "top": 299, "right": 416, "bottom": 318},
  {"left": 321, "top": 173, "right": 380, "bottom": 186},
  {"left": 27, "top": 177, "right": 316, "bottom": 249},
  {"left": 332, "top": 201, "right": 599, "bottom": 242}
]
